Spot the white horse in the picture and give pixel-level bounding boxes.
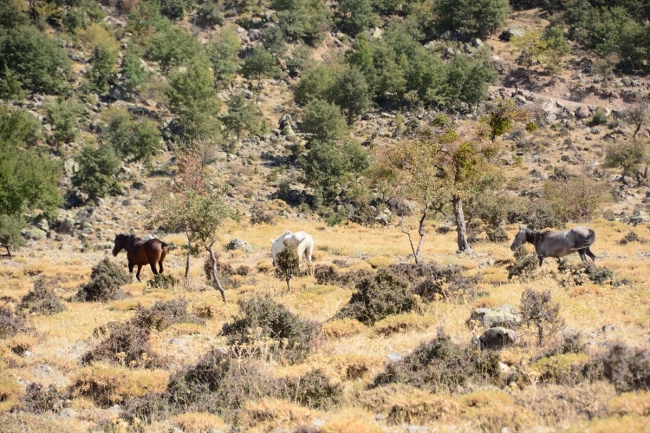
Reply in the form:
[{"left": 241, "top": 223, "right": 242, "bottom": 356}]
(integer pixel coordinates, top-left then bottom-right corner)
[{"left": 271, "top": 231, "right": 314, "bottom": 267}]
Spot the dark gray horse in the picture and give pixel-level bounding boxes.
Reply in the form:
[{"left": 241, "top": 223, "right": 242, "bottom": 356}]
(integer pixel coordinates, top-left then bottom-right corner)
[{"left": 510, "top": 226, "right": 596, "bottom": 266}]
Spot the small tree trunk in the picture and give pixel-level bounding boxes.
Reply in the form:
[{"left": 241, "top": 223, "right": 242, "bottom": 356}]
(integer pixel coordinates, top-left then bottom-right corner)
[
  {"left": 634, "top": 123, "right": 642, "bottom": 138},
  {"left": 286, "top": 278, "right": 291, "bottom": 293},
  {"left": 207, "top": 246, "right": 227, "bottom": 303},
  {"left": 184, "top": 230, "right": 191, "bottom": 279},
  {"left": 453, "top": 196, "right": 472, "bottom": 253}
]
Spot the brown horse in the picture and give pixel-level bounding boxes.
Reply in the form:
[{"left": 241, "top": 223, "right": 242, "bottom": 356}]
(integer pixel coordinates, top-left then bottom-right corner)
[{"left": 112, "top": 234, "right": 169, "bottom": 282}]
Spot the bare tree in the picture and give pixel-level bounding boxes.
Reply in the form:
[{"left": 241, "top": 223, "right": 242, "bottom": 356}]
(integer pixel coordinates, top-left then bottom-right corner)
[{"left": 626, "top": 101, "right": 650, "bottom": 139}]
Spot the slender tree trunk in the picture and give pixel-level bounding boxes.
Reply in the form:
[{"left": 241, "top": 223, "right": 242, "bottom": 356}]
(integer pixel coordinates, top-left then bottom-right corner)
[
  {"left": 207, "top": 246, "right": 227, "bottom": 303},
  {"left": 286, "top": 278, "right": 291, "bottom": 293},
  {"left": 184, "top": 230, "right": 191, "bottom": 279},
  {"left": 453, "top": 196, "right": 472, "bottom": 253},
  {"left": 634, "top": 123, "right": 642, "bottom": 138}
]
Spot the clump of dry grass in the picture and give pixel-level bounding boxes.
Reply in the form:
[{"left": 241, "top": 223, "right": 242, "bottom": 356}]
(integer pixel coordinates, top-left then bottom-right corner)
[
  {"left": 322, "top": 318, "right": 367, "bottom": 339},
  {"left": 373, "top": 312, "right": 437, "bottom": 336},
  {"left": 563, "top": 415, "right": 650, "bottom": 432},
  {"left": 607, "top": 391, "right": 650, "bottom": 417},
  {"left": 0, "top": 360, "right": 22, "bottom": 411},
  {"left": 70, "top": 363, "right": 168, "bottom": 407},
  {"left": 458, "top": 389, "right": 537, "bottom": 432},
  {"left": 172, "top": 412, "right": 228, "bottom": 433},
  {"left": 530, "top": 353, "right": 591, "bottom": 385},
  {"left": 240, "top": 398, "right": 314, "bottom": 431}
]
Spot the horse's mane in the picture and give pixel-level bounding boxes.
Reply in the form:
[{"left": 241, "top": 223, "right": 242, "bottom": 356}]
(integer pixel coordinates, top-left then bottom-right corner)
[
  {"left": 526, "top": 228, "right": 550, "bottom": 244},
  {"left": 117, "top": 233, "right": 137, "bottom": 239}
]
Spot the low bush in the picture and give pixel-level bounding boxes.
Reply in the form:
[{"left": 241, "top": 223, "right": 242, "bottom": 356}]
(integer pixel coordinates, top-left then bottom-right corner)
[
  {"left": 601, "top": 343, "right": 650, "bottom": 392},
  {"left": 0, "top": 306, "right": 30, "bottom": 339},
  {"left": 530, "top": 353, "right": 591, "bottom": 385},
  {"left": 557, "top": 261, "right": 615, "bottom": 286},
  {"left": 81, "top": 323, "right": 163, "bottom": 368},
  {"left": 520, "top": 288, "right": 565, "bottom": 346},
  {"left": 279, "top": 369, "right": 343, "bottom": 409},
  {"left": 18, "top": 278, "right": 66, "bottom": 315},
  {"left": 619, "top": 231, "right": 645, "bottom": 245},
  {"left": 333, "top": 268, "right": 418, "bottom": 325},
  {"left": 507, "top": 247, "right": 538, "bottom": 280},
  {"left": 0, "top": 361, "right": 21, "bottom": 412},
  {"left": 221, "top": 297, "right": 321, "bottom": 364},
  {"left": 371, "top": 331, "right": 501, "bottom": 393},
  {"left": 20, "top": 383, "right": 67, "bottom": 414},
  {"left": 146, "top": 273, "right": 178, "bottom": 290},
  {"left": 314, "top": 264, "right": 374, "bottom": 288},
  {"left": 405, "top": 263, "right": 481, "bottom": 302},
  {"left": 77, "top": 258, "right": 132, "bottom": 302},
  {"left": 130, "top": 299, "right": 204, "bottom": 331}
]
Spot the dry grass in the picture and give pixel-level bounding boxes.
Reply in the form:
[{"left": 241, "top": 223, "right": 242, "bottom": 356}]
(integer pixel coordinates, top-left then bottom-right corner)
[
  {"left": 171, "top": 412, "right": 228, "bottom": 433},
  {"left": 607, "top": 391, "right": 650, "bottom": 417}
]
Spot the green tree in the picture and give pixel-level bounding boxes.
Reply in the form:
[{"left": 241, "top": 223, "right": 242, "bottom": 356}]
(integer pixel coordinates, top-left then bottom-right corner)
[
  {"left": 294, "top": 64, "right": 343, "bottom": 104},
  {"left": 543, "top": 171, "right": 610, "bottom": 223},
  {"left": 624, "top": 101, "right": 650, "bottom": 139},
  {"left": 241, "top": 46, "right": 280, "bottom": 83},
  {"left": 0, "top": 0, "right": 29, "bottom": 29},
  {"left": 147, "top": 21, "right": 203, "bottom": 72},
  {"left": 166, "top": 55, "right": 221, "bottom": 140},
  {"left": 0, "top": 108, "right": 61, "bottom": 219},
  {"left": 273, "top": 0, "right": 333, "bottom": 45},
  {"left": 196, "top": 0, "right": 224, "bottom": 27},
  {"left": 206, "top": 27, "right": 241, "bottom": 86},
  {"left": 221, "top": 94, "right": 268, "bottom": 139},
  {"left": 286, "top": 44, "right": 313, "bottom": 75},
  {"left": 433, "top": 0, "right": 511, "bottom": 39},
  {"left": 275, "top": 241, "right": 300, "bottom": 292},
  {"left": 301, "top": 99, "right": 349, "bottom": 145},
  {"left": 442, "top": 53, "right": 497, "bottom": 109},
  {"left": 301, "top": 139, "right": 368, "bottom": 205},
  {"left": 604, "top": 140, "right": 649, "bottom": 184},
  {"left": 72, "top": 145, "right": 122, "bottom": 199},
  {"left": 102, "top": 108, "right": 162, "bottom": 162},
  {"left": 0, "top": 25, "right": 71, "bottom": 94},
  {"left": 261, "top": 25, "right": 287, "bottom": 57},
  {"left": 337, "top": 0, "right": 378, "bottom": 36},
  {"left": 122, "top": 44, "right": 150, "bottom": 90},
  {"left": 46, "top": 98, "right": 84, "bottom": 151},
  {"left": 329, "top": 66, "right": 371, "bottom": 124}
]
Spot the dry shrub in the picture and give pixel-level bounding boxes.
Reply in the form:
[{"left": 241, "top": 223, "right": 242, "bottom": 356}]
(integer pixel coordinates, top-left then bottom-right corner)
[
  {"left": 76, "top": 259, "right": 131, "bottom": 302},
  {"left": 601, "top": 343, "right": 650, "bottom": 392},
  {"left": 0, "top": 361, "right": 22, "bottom": 411},
  {"left": 514, "top": 382, "right": 614, "bottom": 426},
  {"left": 530, "top": 353, "right": 591, "bottom": 385},
  {"left": 7, "top": 334, "right": 35, "bottom": 356},
  {"left": 394, "top": 263, "right": 481, "bottom": 302},
  {"left": 256, "top": 260, "right": 274, "bottom": 274},
  {"left": 384, "top": 387, "right": 458, "bottom": 425},
  {"left": 221, "top": 297, "right": 322, "bottom": 364},
  {"left": 279, "top": 369, "right": 343, "bottom": 409},
  {"left": 556, "top": 261, "right": 615, "bottom": 286},
  {"left": 458, "top": 389, "right": 537, "bottom": 433},
  {"left": 249, "top": 203, "right": 276, "bottom": 225},
  {"left": 607, "top": 391, "right": 650, "bottom": 417},
  {"left": 130, "top": 299, "right": 204, "bottom": 331},
  {"left": 371, "top": 331, "right": 501, "bottom": 393},
  {"left": 619, "top": 231, "right": 646, "bottom": 245},
  {"left": 70, "top": 363, "right": 168, "bottom": 407},
  {"left": 0, "top": 306, "right": 31, "bottom": 339},
  {"left": 373, "top": 313, "right": 436, "bottom": 336},
  {"left": 520, "top": 288, "right": 565, "bottom": 346},
  {"left": 0, "top": 411, "right": 87, "bottom": 433},
  {"left": 314, "top": 265, "right": 374, "bottom": 288},
  {"left": 81, "top": 323, "right": 164, "bottom": 368},
  {"left": 18, "top": 278, "right": 66, "bottom": 315},
  {"left": 322, "top": 318, "right": 366, "bottom": 339},
  {"left": 333, "top": 268, "right": 418, "bottom": 325},
  {"left": 165, "top": 348, "right": 279, "bottom": 422},
  {"left": 341, "top": 354, "right": 374, "bottom": 380},
  {"left": 193, "top": 304, "right": 215, "bottom": 319},
  {"left": 311, "top": 409, "right": 385, "bottom": 433},
  {"left": 240, "top": 398, "right": 313, "bottom": 429},
  {"left": 531, "top": 331, "right": 586, "bottom": 362},
  {"left": 236, "top": 265, "right": 251, "bottom": 276},
  {"left": 19, "top": 383, "right": 68, "bottom": 414},
  {"left": 172, "top": 412, "right": 227, "bottom": 433}
]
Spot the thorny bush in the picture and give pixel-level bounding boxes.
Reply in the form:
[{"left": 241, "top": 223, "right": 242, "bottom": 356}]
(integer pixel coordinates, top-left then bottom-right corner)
[
  {"left": 18, "top": 277, "right": 66, "bottom": 315},
  {"left": 130, "top": 298, "right": 204, "bottom": 331},
  {"left": 507, "top": 246, "right": 538, "bottom": 281},
  {"left": 0, "top": 306, "right": 31, "bottom": 339},
  {"left": 76, "top": 258, "right": 131, "bottom": 302},
  {"left": 520, "top": 288, "right": 565, "bottom": 346},
  {"left": 81, "top": 323, "right": 163, "bottom": 368},
  {"left": 372, "top": 330, "right": 501, "bottom": 393}
]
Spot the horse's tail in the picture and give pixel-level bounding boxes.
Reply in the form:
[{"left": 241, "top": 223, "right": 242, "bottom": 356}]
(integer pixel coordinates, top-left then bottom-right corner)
[{"left": 160, "top": 241, "right": 169, "bottom": 251}]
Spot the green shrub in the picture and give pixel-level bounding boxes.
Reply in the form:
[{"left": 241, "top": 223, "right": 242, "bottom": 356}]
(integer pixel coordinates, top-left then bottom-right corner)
[
  {"left": 275, "top": 241, "right": 300, "bottom": 292},
  {"left": 333, "top": 268, "right": 418, "bottom": 325},
  {"left": 260, "top": 25, "right": 287, "bottom": 57},
  {"left": 372, "top": 331, "right": 501, "bottom": 392},
  {"left": 122, "top": 43, "right": 150, "bottom": 90},
  {"left": 286, "top": 44, "right": 313, "bottom": 75},
  {"left": 81, "top": 322, "right": 164, "bottom": 368},
  {"left": 147, "top": 21, "right": 202, "bottom": 72},
  {"left": 337, "top": 0, "right": 378, "bottom": 36},
  {"left": 196, "top": 0, "right": 224, "bottom": 27},
  {"left": 433, "top": 0, "right": 511, "bottom": 39},
  {"left": 301, "top": 99, "right": 348, "bottom": 145},
  {"left": 221, "top": 297, "right": 322, "bottom": 363},
  {"left": 0, "top": 25, "right": 71, "bottom": 95},
  {"left": 102, "top": 108, "right": 162, "bottom": 162},
  {"left": 0, "top": 0, "right": 29, "bottom": 30},
  {"left": 206, "top": 27, "right": 240, "bottom": 85},
  {"left": 18, "top": 277, "right": 66, "bottom": 315},
  {"left": 72, "top": 145, "right": 122, "bottom": 199},
  {"left": 507, "top": 246, "right": 538, "bottom": 280},
  {"left": 131, "top": 298, "right": 203, "bottom": 331},
  {"left": 0, "top": 215, "right": 24, "bottom": 250},
  {"left": 273, "top": 0, "right": 333, "bottom": 45},
  {"left": 591, "top": 107, "right": 608, "bottom": 126},
  {"left": 146, "top": 273, "right": 178, "bottom": 290},
  {"left": 77, "top": 258, "right": 132, "bottom": 302},
  {"left": 557, "top": 261, "right": 615, "bottom": 286},
  {"left": 241, "top": 45, "right": 279, "bottom": 81},
  {"left": 520, "top": 288, "right": 564, "bottom": 346},
  {"left": 280, "top": 369, "right": 343, "bottom": 409},
  {"left": 45, "top": 98, "right": 84, "bottom": 148},
  {"left": 221, "top": 94, "right": 268, "bottom": 139}
]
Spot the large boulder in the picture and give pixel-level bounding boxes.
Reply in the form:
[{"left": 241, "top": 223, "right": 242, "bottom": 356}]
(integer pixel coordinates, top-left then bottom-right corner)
[
  {"left": 575, "top": 106, "right": 591, "bottom": 119},
  {"left": 499, "top": 27, "right": 525, "bottom": 42},
  {"left": 478, "top": 327, "right": 519, "bottom": 350},
  {"left": 22, "top": 227, "right": 46, "bottom": 240},
  {"left": 226, "top": 238, "right": 251, "bottom": 252},
  {"left": 468, "top": 304, "right": 521, "bottom": 329}
]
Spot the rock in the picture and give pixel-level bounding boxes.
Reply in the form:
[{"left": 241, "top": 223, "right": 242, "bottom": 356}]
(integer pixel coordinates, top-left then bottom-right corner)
[
  {"left": 468, "top": 304, "right": 521, "bottom": 329},
  {"left": 514, "top": 94, "right": 527, "bottom": 104},
  {"left": 312, "top": 418, "right": 326, "bottom": 427},
  {"left": 370, "top": 27, "right": 383, "bottom": 39},
  {"left": 386, "top": 352, "right": 403, "bottom": 363},
  {"left": 445, "top": 47, "right": 455, "bottom": 56},
  {"left": 279, "top": 113, "right": 293, "bottom": 129},
  {"left": 226, "top": 238, "right": 252, "bottom": 252},
  {"left": 248, "top": 29, "right": 262, "bottom": 40},
  {"left": 23, "top": 228, "right": 46, "bottom": 240},
  {"left": 171, "top": 428, "right": 184, "bottom": 433},
  {"left": 57, "top": 217, "right": 75, "bottom": 235},
  {"left": 575, "top": 106, "right": 591, "bottom": 119},
  {"left": 60, "top": 408, "right": 79, "bottom": 420},
  {"left": 59, "top": 243, "right": 73, "bottom": 251},
  {"left": 478, "top": 327, "right": 519, "bottom": 350},
  {"left": 108, "top": 84, "right": 128, "bottom": 102},
  {"left": 602, "top": 324, "right": 614, "bottom": 332},
  {"left": 109, "top": 404, "right": 122, "bottom": 412},
  {"left": 168, "top": 338, "right": 182, "bottom": 346},
  {"left": 35, "top": 218, "right": 50, "bottom": 232},
  {"left": 64, "top": 158, "right": 79, "bottom": 177},
  {"left": 499, "top": 26, "right": 525, "bottom": 41},
  {"left": 34, "top": 364, "right": 55, "bottom": 376},
  {"left": 375, "top": 414, "right": 385, "bottom": 421},
  {"left": 471, "top": 38, "right": 483, "bottom": 48},
  {"left": 591, "top": 128, "right": 601, "bottom": 134}
]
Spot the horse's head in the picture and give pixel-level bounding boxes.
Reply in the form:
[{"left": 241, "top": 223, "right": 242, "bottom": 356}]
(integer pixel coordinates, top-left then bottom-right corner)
[
  {"left": 112, "top": 234, "right": 126, "bottom": 256},
  {"left": 510, "top": 226, "right": 529, "bottom": 251}
]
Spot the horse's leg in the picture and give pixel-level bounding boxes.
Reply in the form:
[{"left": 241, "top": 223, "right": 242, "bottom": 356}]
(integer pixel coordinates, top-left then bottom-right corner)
[
  {"left": 578, "top": 249, "right": 588, "bottom": 262},
  {"left": 128, "top": 261, "right": 134, "bottom": 275},
  {"left": 586, "top": 247, "right": 597, "bottom": 262},
  {"left": 149, "top": 258, "right": 159, "bottom": 276},
  {"left": 538, "top": 255, "right": 544, "bottom": 267},
  {"left": 136, "top": 265, "right": 142, "bottom": 282}
]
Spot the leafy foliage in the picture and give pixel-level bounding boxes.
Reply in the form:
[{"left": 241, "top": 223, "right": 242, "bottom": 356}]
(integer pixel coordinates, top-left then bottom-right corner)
[
  {"left": 273, "top": 0, "right": 333, "bottom": 45},
  {"left": 520, "top": 288, "right": 565, "bottom": 346},
  {"left": 206, "top": 27, "right": 240, "bottom": 85},
  {"left": 433, "top": 0, "right": 511, "bottom": 39},
  {"left": 102, "top": 108, "right": 162, "bottom": 161},
  {"left": 45, "top": 98, "right": 84, "bottom": 148},
  {"left": 72, "top": 145, "right": 122, "bottom": 199},
  {"left": 301, "top": 98, "right": 349, "bottom": 145},
  {"left": 221, "top": 94, "right": 268, "bottom": 139},
  {"left": 147, "top": 21, "right": 202, "bottom": 72},
  {"left": 241, "top": 45, "right": 280, "bottom": 81},
  {"left": 543, "top": 173, "right": 610, "bottom": 223},
  {"left": 274, "top": 240, "right": 300, "bottom": 292}
]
